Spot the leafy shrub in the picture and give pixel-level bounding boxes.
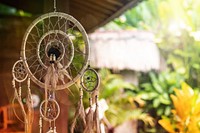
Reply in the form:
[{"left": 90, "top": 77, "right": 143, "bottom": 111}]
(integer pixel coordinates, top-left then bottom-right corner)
[
  {"left": 159, "top": 83, "right": 200, "bottom": 133},
  {"left": 138, "top": 70, "right": 185, "bottom": 117}
]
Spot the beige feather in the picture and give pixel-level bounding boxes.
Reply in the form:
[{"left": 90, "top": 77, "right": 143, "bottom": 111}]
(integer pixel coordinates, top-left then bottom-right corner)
[
  {"left": 94, "top": 95, "right": 101, "bottom": 133},
  {"left": 70, "top": 88, "right": 86, "bottom": 133},
  {"left": 83, "top": 98, "right": 94, "bottom": 133}
]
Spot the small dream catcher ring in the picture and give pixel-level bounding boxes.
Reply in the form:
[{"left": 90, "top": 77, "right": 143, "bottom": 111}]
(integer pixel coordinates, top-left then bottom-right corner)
[
  {"left": 12, "top": 59, "right": 28, "bottom": 82},
  {"left": 39, "top": 99, "right": 60, "bottom": 122},
  {"left": 81, "top": 67, "right": 100, "bottom": 92}
]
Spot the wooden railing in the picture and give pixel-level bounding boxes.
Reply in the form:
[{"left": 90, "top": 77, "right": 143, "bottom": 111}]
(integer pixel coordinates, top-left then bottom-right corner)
[{"left": 0, "top": 104, "right": 24, "bottom": 132}]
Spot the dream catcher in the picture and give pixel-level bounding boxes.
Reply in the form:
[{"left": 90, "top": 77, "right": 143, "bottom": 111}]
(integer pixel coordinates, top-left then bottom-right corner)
[
  {"left": 12, "top": 59, "right": 34, "bottom": 133},
  {"left": 12, "top": 0, "right": 101, "bottom": 132},
  {"left": 70, "top": 66, "right": 100, "bottom": 133}
]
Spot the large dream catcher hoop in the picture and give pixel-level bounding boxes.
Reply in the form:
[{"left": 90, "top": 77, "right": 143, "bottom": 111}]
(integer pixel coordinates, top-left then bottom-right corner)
[
  {"left": 12, "top": 1, "right": 101, "bottom": 133},
  {"left": 21, "top": 12, "right": 90, "bottom": 90}
]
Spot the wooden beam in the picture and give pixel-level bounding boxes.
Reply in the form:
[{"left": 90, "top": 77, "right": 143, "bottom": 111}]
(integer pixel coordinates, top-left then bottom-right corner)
[
  {"left": 86, "top": 0, "right": 118, "bottom": 11},
  {"left": 107, "top": 0, "right": 123, "bottom": 6},
  {"left": 71, "top": 3, "right": 107, "bottom": 19},
  {"left": 73, "top": 0, "right": 113, "bottom": 15},
  {"left": 88, "top": 0, "right": 143, "bottom": 33}
]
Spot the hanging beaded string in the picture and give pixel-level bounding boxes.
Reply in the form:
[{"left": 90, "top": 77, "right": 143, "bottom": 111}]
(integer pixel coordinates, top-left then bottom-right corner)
[
  {"left": 47, "top": 91, "right": 52, "bottom": 133},
  {"left": 39, "top": 114, "right": 43, "bottom": 133},
  {"left": 40, "top": 88, "right": 59, "bottom": 133},
  {"left": 49, "top": 90, "right": 57, "bottom": 133}
]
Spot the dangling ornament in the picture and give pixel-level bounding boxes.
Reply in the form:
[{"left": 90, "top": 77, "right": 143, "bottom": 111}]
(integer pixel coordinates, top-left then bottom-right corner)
[
  {"left": 71, "top": 66, "right": 101, "bottom": 133},
  {"left": 11, "top": 0, "right": 103, "bottom": 132},
  {"left": 12, "top": 59, "right": 34, "bottom": 133},
  {"left": 40, "top": 91, "right": 60, "bottom": 133},
  {"left": 82, "top": 66, "right": 101, "bottom": 133},
  {"left": 70, "top": 87, "right": 86, "bottom": 133}
]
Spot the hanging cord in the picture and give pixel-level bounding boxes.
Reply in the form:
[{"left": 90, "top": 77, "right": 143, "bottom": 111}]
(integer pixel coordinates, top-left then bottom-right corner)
[
  {"left": 54, "top": 0, "right": 57, "bottom": 12},
  {"left": 26, "top": 77, "right": 34, "bottom": 133},
  {"left": 53, "top": 120, "right": 57, "bottom": 133},
  {"left": 12, "top": 79, "right": 26, "bottom": 123},
  {"left": 12, "top": 79, "right": 28, "bottom": 133},
  {"left": 39, "top": 114, "right": 43, "bottom": 133}
]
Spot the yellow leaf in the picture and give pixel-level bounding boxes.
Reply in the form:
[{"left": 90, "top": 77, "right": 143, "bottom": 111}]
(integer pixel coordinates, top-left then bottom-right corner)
[{"left": 159, "top": 119, "right": 175, "bottom": 133}]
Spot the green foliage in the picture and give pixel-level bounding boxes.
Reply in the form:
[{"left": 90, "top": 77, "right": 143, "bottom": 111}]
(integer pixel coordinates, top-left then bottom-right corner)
[
  {"left": 104, "top": 0, "right": 200, "bottom": 88},
  {"left": 102, "top": 0, "right": 200, "bottom": 132},
  {"left": 138, "top": 70, "right": 185, "bottom": 117},
  {"left": 99, "top": 69, "right": 135, "bottom": 99},
  {"left": 0, "top": 3, "right": 31, "bottom": 17},
  {"left": 99, "top": 68, "right": 154, "bottom": 127}
]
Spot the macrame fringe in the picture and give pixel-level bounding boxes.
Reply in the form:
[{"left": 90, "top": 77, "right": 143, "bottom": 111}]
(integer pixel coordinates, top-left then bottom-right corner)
[
  {"left": 70, "top": 88, "right": 86, "bottom": 133},
  {"left": 83, "top": 98, "right": 94, "bottom": 133}
]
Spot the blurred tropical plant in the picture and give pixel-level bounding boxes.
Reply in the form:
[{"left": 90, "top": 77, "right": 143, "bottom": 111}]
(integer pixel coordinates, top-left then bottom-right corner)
[
  {"left": 99, "top": 68, "right": 154, "bottom": 128},
  {"left": 136, "top": 70, "right": 185, "bottom": 132},
  {"left": 0, "top": 3, "right": 31, "bottom": 17},
  {"left": 159, "top": 82, "right": 200, "bottom": 133},
  {"left": 103, "top": 0, "right": 200, "bottom": 88},
  {"left": 138, "top": 70, "right": 185, "bottom": 117}
]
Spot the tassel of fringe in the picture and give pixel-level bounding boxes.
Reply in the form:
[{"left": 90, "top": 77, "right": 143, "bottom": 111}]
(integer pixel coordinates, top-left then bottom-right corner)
[
  {"left": 70, "top": 88, "right": 86, "bottom": 133},
  {"left": 83, "top": 97, "right": 94, "bottom": 133},
  {"left": 94, "top": 95, "right": 101, "bottom": 133}
]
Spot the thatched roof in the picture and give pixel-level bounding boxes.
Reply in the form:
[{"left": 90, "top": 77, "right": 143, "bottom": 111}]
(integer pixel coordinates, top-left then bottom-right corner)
[{"left": 89, "top": 30, "right": 162, "bottom": 72}]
